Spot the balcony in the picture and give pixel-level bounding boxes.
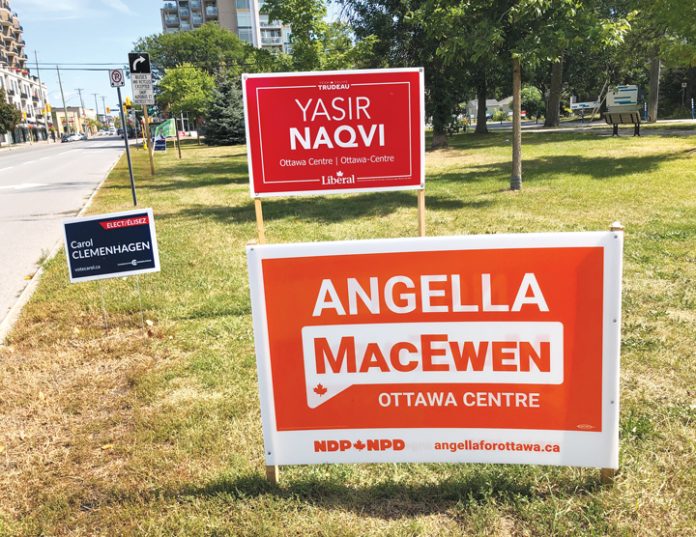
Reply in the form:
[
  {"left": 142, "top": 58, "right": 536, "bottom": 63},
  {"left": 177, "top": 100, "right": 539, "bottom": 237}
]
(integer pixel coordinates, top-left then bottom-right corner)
[
  {"left": 205, "top": 6, "right": 218, "bottom": 17},
  {"left": 179, "top": 8, "right": 190, "bottom": 17},
  {"left": 164, "top": 14, "right": 179, "bottom": 25},
  {"left": 261, "top": 37, "right": 283, "bottom": 45},
  {"left": 191, "top": 0, "right": 202, "bottom": 8},
  {"left": 180, "top": 22, "right": 192, "bottom": 30},
  {"left": 162, "top": 2, "right": 177, "bottom": 11},
  {"left": 192, "top": 14, "right": 204, "bottom": 25}
]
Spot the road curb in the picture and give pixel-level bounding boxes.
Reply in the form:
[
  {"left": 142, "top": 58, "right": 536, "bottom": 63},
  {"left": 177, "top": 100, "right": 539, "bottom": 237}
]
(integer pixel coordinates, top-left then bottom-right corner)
[{"left": 0, "top": 151, "right": 124, "bottom": 345}]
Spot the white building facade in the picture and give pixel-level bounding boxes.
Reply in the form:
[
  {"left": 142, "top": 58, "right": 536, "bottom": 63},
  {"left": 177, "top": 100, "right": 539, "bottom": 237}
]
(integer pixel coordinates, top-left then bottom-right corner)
[
  {"left": 161, "top": 0, "right": 291, "bottom": 53},
  {"left": 1, "top": 66, "right": 50, "bottom": 144},
  {"left": 1, "top": 0, "right": 51, "bottom": 144}
]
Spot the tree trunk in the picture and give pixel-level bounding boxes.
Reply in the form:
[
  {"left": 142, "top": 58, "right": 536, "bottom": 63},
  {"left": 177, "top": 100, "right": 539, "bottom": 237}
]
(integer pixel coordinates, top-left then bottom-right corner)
[
  {"left": 430, "top": 78, "right": 450, "bottom": 149},
  {"left": 475, "top": 75, "right": 488, "bottom": 134},
  {"left": 544, "top": 58, "right": 563, "bottom": 128},
  {"left": 511, "top": 57, "right": 522, "bottom": 191},
  {"left": 431, "top": 132, "right": 448, "bottom": 149},
  {"left": 648, "top": 54, "right": 660, "bottom": 123}
]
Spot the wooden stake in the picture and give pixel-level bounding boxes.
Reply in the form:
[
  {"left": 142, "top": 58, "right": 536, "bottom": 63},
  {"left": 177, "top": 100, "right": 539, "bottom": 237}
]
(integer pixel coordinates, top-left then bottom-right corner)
[
  {"left": 254, "top": 198, "right": 266, "bottom": 244},
  {"left": 175, "top": 117, "right": 182, "bottom": 160},
  {"left": 143, "top": 107, "right": 155, "bottom": 176},
  {"left": 417, "top": 188, "right": 426, "bottom": 237},
  {"left": 266, "top": 465, "right": 279, "bottom": 485},
  {"left": 600, "top": 468, "right": 617, "bottom": 485}
]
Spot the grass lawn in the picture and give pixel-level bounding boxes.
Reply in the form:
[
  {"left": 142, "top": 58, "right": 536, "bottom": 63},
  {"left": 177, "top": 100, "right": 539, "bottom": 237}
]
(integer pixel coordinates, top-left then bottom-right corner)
[{"left": 1, "top": 129, "right": 694, "bottom": 536}]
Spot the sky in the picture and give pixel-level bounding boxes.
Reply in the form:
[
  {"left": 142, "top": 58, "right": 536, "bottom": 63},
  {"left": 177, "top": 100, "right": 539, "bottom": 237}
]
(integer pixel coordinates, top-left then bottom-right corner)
[{"left": 13, "top": 0, "right": 162, "bottom": 115}]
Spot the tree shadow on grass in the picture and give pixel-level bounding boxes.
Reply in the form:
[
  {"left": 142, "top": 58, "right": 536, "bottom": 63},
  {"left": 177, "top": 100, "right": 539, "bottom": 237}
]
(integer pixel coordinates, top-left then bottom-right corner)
[
  {"left": 434, "top": 152, "right": 686, "bottom": 184},
  {"left": 432, "top": 131, "right": 604, "bottom": 152},
  {"left": 105, "top": 158, "right": 250, "bottom": 191},
  {"left": 170, "top": 466, "right": 602, "bottom": 520},
  {"left": 160, "top": 192, "right": 492, "bottom": 225}
]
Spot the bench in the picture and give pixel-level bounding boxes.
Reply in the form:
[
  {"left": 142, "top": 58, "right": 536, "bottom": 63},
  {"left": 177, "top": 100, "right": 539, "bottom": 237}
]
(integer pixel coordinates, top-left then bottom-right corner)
[{"left": 604, "top": 110, "right": 641, "bottom": 137}]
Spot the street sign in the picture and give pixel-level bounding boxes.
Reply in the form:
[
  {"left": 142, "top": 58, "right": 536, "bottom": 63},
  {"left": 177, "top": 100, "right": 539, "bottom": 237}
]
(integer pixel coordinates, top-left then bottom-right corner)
[
  {"left": 128, "top": 52, "right": 151, "bottom": 75},
  {"left": 128, "top": 52, "right": 154, "bottom": 106},
  {"left": 63, "top": 209, "right": 160, "bottom": 283},
  {"left": 247, "top": 231, "right": 623, "bottom": 468},
  {"left": 130, "top": 73, "right": 155, "bottom": 106},
  {"left": 607, "top": 85, "right": 639, "bottom": 108},
  {"left": 570, "top": 101, "right": 599, "bottom": 110},
  {"left": 109, "top": 69, "right": 125, "bottom": 88},
  {"left": 243, "top": 68, "right": 425, "bottom": 198}
]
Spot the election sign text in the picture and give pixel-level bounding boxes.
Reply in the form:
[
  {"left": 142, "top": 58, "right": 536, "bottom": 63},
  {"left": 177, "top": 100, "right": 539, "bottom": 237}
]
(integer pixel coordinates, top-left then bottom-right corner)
[
  {"left": 63, "top": 208, "right": 161, "bottom": 283},
  {"left": 247, "top": 232, "right": 623, "bottom": 469}
]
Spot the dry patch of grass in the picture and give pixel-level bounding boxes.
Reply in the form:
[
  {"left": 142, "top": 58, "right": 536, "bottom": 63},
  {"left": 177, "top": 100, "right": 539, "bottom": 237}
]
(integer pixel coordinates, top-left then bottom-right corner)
[{"left": 1, "top": 133, "right": 695, "bottom": 536}]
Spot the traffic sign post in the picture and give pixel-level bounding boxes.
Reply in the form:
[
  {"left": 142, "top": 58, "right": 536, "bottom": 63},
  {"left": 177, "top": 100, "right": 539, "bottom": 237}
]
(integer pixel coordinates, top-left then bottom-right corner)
[
  {"left": 128, "top": 53, "right": 156, "bottom": 175},
  {"left": 129, "top": 52, "right": 155, "bottom": 106},
  {"left": 115, "top": 82, "right": 137, "bottom": 206}
]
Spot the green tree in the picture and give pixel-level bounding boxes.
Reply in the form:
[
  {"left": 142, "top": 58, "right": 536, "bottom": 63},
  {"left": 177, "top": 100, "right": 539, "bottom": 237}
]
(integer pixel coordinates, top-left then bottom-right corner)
[
  {"left": 0, "top": 90, "right": 21, "bottom": 147},
  {"left": 264, "top": 0, "right": 327, "bottom": 70},
  {"left": 521, "top": 85, "right": 544, "bottom": 122},
  {"left": 263, "top": 0, "right": 376, "bottom": 71},
  {"left": 134, "top": 23, "right": 258, "bottom": 76},
  {"left": 158, "top": 63, "right": 215, "bottom": 116},
  {"left": 631, "top": 0, "right": 696, "bottom": 121},
  {"left": 158, "top": 64, "right": 215, "bottom": 141},
  {"left": 204, "top": 76, "right": 246, "bottom": 146},
  {"left": 339, "top": 0, "right": 469, "bottom": 148}
]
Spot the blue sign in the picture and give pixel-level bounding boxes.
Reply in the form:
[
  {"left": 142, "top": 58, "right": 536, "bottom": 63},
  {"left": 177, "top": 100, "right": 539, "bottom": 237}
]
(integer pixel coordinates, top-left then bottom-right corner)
[{"left": 63, "top": 208, "right": 160, "bottom": 283}]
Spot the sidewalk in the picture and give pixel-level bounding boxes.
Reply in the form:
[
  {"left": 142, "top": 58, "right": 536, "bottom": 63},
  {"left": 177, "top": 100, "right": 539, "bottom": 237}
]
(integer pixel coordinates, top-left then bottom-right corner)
[{"left": 0, "top": 139, "right": 60, "bottom": 155}]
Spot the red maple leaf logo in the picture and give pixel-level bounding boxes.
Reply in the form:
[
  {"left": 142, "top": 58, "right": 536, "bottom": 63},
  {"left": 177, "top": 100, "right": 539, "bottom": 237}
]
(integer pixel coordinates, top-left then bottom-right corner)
[
  {"left": 313, "top": 384, "right": 328, "bottom": 396},
  {"left": 354, "top": 440, "right": 366, "bottom": 451}
]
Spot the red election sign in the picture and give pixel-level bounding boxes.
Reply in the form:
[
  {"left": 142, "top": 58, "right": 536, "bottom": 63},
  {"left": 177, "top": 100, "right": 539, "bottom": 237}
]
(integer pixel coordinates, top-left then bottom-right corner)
[
  {"left": 242, "top": 68, "right": 425, "bottom": 198},
  {"left": 247, "top": 232, "right": 623, "bottom": 469}
]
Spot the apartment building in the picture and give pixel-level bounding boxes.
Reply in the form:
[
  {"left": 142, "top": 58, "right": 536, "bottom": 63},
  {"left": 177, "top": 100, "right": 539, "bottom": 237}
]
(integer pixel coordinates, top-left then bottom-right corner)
[
  {"left": 0, "top": 0, "right": 50, "bottom": 144},
  {"left": 51, "top": 107, "right": 98, "bottom": 137},
  {"left": 161, "top": 0, "right": 291, "bottom": 53}
]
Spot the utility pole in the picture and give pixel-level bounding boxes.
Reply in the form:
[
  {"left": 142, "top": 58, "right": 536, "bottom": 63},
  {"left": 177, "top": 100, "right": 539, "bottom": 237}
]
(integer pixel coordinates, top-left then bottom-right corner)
[
  {"left": 93, "top": 93, "right": 100, "bottom": 116},
  {"left": 101, "top": 96, "right": 108, "bottom": 127},
  {"left": 75, "top": 88, "right": 86, "bottom": 134},
  {"left": 56, "top": 66, "right": 70, "bottom": 135},
  {"left": 33, "top": 51, "right": 48, "bottom": 141}
]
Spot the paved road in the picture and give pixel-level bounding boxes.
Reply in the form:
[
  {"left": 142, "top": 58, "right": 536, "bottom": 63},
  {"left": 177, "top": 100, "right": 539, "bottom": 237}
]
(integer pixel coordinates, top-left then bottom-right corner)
[{"left": 0, "top": 137, "right": 124, "bottom": 329}]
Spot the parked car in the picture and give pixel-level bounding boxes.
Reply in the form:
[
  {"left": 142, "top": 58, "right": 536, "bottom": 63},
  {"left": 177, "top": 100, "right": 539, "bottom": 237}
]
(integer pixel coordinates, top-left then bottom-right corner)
[{"left": 61, "top": 133, "right": 82, "bottom": 143}]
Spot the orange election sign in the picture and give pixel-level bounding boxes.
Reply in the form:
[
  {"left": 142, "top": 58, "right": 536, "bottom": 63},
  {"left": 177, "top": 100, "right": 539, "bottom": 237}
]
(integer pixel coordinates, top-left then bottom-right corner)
[{"left": 247, "top": 232, "right": 623, "bottom": 468}]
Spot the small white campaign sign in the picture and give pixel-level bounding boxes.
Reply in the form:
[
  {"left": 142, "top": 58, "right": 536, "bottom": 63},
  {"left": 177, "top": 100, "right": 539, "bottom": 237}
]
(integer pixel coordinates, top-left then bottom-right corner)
[{"left": 63, "top": 208, "right": 161, "bottom": 283}]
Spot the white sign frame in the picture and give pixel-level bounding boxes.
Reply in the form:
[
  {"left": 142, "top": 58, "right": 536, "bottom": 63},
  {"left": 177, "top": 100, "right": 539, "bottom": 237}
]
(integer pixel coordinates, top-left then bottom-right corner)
[{"left": 247, "top": 232, "right": 623, "bottom": 469}]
